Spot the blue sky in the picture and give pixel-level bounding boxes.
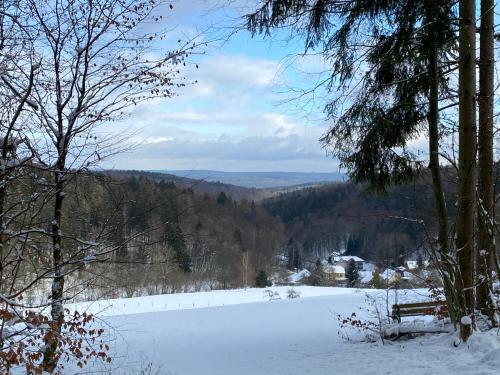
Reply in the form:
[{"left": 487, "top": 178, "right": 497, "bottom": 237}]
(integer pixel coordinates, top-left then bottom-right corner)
[{"left": 101, "top": 0, "right": 338, "bottom": 173}]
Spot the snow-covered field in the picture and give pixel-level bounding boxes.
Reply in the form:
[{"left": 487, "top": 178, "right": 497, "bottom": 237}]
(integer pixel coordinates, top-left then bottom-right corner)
[
  {"left": 65, "top": 287, "right": 499, "bottom": 374},
  {"left": 70, "top": 286, "right": 357, "bottom": 317}
]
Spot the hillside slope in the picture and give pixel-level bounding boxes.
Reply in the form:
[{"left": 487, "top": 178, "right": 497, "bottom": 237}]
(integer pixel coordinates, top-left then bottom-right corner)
[{"left": 262, "top": 172, "right": 458, "bottom": 265}]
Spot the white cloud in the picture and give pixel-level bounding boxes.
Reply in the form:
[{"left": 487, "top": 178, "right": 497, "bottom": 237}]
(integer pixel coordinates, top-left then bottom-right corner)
[
  {"left": 97, "top": 8, "right": 337, "bottom": 172},
  {"left": 200, "top": 54, "right": 278, "bottom": 87},
  {"left": 101, "top": 109, "right": 334, "bottom": 171}
]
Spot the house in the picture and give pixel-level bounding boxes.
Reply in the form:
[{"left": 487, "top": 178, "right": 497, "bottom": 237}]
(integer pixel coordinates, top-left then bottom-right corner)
[
  {"left": 395, "top": 266, "right": 411, "bottom": 281},
  {"left": 324, "top": 264, "right": 346, "bottom": 281},
  {"left": 382, "top": 267, "right": 412, "bottom": 283},
  {"left": 287, "top": 269, "right": 311, "bottom": 284},
  {"left": 406, "top": 260, "right": 418, "bottom": 270},
  {"left": 328, "top": 254, "right": 365, "bottom": 270},
  {"left": 406, "top": 260, "right": 429, "bottom": 270},
  {"left": 381, "top": 268, "right": 397, "bottom": 283}
]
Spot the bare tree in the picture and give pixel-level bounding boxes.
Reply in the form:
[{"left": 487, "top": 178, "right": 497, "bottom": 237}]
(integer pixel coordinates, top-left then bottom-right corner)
[{"left": 0, "top": 0, "right": 201, "bottom": 372}]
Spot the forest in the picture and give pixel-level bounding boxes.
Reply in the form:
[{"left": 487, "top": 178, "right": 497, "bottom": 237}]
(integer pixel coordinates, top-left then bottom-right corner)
[
  {"left": 36, "top": 167, "right": 461, "bottom": 301},
  {"left": 263, "top": 169, "right": 459, "bottom": 266},
  {"left": 46, "top": 172, "right": 285, "bottom": 300}
]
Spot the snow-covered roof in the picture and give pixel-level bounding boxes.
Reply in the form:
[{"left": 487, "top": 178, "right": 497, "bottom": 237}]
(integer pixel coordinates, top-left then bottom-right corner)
[
  {"left": 362, "top": 262, "right": 375, "bottom": 272},
  {"left": 406, "top": 260, "right": 430, "bottom": 270},
  {"left": 325, "top": 265, "right": 345, "bottom": 274},
  {"left": 406, "top": 261, "right": 418, "bottom": 270},
  {"left": 381, "top": 268, "right": 414, "bottom": 281},
  {"left": 332, "top": 255, "right": 364, "bottom": 263},
  {"left": 359, "top": 270, "right": 373, "bottom": 284},
  {"left": 288, "top": 269, "right": 311, "bottom": 283},
  {"left": 381, "top": 269, "right": 395, "bottom": 280}
]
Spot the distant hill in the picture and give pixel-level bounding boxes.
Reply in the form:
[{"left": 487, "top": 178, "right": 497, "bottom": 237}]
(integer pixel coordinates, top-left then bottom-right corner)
[
  {"left": 155, "top": 170, "right": 345, "bottom": 189},
  {"left": 104, "top": 170, "right": 274, "bottom": 202}
]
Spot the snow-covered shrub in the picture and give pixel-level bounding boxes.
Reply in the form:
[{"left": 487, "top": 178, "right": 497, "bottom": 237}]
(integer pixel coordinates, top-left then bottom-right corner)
[
  {"left": 0, "top": 307, "right": 111, "bottom": 374},
  {"left": 264, "top": 289, "right": 281, "bottom": 301},
  {"left": 336, "top": 311, "right": 381, "bottom": 343},
  {"left": 336, "top": 294, "right": 392, "bottom": 343},
  {"left": 286, "top": 288, "right": 301, "bottom": 299}
]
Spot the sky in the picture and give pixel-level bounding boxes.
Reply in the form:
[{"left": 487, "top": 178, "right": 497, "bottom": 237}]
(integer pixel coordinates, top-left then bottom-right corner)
[{"left": 100, "top": 0, "right": 339, "bottom": 173}]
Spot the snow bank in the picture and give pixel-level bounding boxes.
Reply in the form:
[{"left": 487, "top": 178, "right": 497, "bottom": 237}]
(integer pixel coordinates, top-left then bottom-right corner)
[{"left": 466, "top": 331, "right": 500, "bottom": 367}]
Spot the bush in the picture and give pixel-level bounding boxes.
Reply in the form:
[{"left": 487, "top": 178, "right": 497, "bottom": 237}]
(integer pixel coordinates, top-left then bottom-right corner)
[
  {"left": 264, "top": 289, "right": 281, "bottom": 301},
  {"left": 255, "top": 270, "right": 269, "bottom": 288},
  {"left": 287, "top": 288, "right": 300, "bottom": 299},
  {"left": 371, "top": 269, "right": 382, "bottom": 289}
]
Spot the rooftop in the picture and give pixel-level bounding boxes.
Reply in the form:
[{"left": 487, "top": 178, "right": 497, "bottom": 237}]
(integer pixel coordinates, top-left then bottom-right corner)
[{"left": 331, "top": 255, "right": 364, "bottom": 262}]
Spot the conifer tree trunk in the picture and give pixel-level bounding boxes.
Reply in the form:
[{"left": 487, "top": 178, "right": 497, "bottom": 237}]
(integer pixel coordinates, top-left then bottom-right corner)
[
  {"left": 424, "top": 0, "right": 461, "bottom": 325},
  {"left": 477, "top": 0, "right": 495, "bottom": 323},
  {"left": 457, "top": 0, "right": 477, "bottom": 342},
  {"left": 427, "top": 36, "right": 448, "bottom": 265}
]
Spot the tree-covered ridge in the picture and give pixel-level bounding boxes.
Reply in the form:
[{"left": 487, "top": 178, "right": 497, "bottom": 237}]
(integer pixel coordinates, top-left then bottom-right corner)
[
  {"left": 263, "top": 172, "right": 457, "bottom": 264},
  {"left": 60, "top": 173, "right": 285, "bottom": 295},
  {"left": 106, "top": 170, "right": 274, "bottom": 202}
]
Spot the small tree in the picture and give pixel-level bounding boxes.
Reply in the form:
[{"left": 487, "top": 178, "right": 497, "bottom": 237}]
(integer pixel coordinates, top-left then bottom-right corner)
[
  {"left": 166, "top": 222, "right": 192, "bottom": 273},
  {"left": 371, "top": 269, "right": 382, "bottom": 289},
  {"left": 217, "top": 192, "right": 228, "bottom": 204},
  {"left": 308, "top": 259, "right": 325, "bottom": 286},
  {"left": 346, "top": 259, "right": 359, "bottom": 288},
  {"left": 255, "top": 270, "right": 269, "bottom": 288}
]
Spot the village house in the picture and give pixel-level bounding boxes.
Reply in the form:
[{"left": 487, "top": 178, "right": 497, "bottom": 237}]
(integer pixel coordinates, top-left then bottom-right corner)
[
  {"left": 406, "top": 260, "right": 429, "bottom": 270},
  {"left": 324, "top": 264, "right": 346, "bottom": 281},
  {"left": 327, "top": 252, "right": 365, "bottom": 270}
]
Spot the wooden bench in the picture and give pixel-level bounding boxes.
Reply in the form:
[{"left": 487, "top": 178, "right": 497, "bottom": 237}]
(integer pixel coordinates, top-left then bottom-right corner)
[{"left": 392, "top": 300, "right": 448, "bottom": 323}]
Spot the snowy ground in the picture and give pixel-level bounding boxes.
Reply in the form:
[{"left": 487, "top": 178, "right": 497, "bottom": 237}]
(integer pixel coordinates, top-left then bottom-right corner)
[
  {"left": 60, "top": 287, "right": 500, "bottom": 374},
  {"left": 70, "top": 286, "right": 358, "bottom": 317}
]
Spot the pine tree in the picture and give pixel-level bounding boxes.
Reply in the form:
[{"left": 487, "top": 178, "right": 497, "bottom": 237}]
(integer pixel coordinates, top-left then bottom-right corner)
[
  {"left": 247, "top": 0, "right": 473, "bottom": 335},
  {"left": 371, "top": 269, "right": 382, "bottom": 289},
  {"left": 346, "top": 259, "right": 359, "bottom": 288},
  {"left": 166, "top": 222, "right": 192, "bottom": 273},
  {"left": 217, "top": 191, "right": 228, "bottom": 204},
  {"left": 255, "top": 270, "right": 269, "bottom": 288},
  {"left": 308, "top": 259, "right": 325, "bottom": 286},
  {"left": 248, "top": 0, "right": 456, "bottom": 191}
]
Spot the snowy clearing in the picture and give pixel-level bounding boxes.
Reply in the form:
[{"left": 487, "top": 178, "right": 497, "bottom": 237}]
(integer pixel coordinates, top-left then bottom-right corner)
[
  {"left": 61, "top": 287, "right": 500, "bottom": 374},
  {"left": 70, "top": 286, "right": 360, "bottom": 316}
]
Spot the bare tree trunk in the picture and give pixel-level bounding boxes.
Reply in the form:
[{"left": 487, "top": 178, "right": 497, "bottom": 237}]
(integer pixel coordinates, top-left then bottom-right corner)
[
  {"left": 477, "top": 0, "right": 495, "bottom": 324},
  {"left": 43, "top": 166, "right": 66, "bottom": 372},
  {"left": 457, "top": 0, "right": 477, "bottom": 342}
]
